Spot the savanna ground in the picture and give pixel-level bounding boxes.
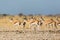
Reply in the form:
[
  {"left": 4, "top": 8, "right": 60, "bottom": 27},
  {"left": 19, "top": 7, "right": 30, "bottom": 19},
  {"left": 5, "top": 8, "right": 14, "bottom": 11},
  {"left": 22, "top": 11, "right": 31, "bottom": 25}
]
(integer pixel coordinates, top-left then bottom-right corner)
[{"left": 0, "top": 30, "right": 60, "bottom": 40}]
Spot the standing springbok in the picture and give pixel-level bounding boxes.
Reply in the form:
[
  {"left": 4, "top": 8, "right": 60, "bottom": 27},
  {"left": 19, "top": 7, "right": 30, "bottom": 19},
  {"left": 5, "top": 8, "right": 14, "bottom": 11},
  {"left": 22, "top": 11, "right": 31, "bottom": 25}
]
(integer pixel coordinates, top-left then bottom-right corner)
[
  {"left": 29, "top": 18, "right": 42, "bottom": 32},
  {"left": 41, "top": 16, "right": 57, "bottom": 30},
  {"left": 53, "top": 16, "right": 60, "bottom": 29}
]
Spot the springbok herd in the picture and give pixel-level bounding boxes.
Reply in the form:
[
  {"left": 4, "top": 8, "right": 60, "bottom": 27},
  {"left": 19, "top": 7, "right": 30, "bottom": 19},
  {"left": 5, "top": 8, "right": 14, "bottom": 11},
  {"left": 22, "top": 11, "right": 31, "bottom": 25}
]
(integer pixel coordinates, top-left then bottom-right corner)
[{"left": 0, "top": 15, "right": 60, "bottom": 31}]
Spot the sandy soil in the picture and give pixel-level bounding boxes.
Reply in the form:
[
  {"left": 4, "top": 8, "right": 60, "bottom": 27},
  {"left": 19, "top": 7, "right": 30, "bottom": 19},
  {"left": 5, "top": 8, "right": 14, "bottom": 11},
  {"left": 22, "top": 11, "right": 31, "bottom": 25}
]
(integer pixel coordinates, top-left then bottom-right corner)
[{"left": 0, "top": 31, "right": 60, "bottom": 40}]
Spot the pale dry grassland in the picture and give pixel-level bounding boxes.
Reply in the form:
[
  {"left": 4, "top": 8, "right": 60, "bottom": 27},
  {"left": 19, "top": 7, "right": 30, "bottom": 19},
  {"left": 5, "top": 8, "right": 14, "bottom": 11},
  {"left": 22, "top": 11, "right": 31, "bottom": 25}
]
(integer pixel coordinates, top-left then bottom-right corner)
[{"left": 0, "top": 15, "right": 60, "bottom": 40}]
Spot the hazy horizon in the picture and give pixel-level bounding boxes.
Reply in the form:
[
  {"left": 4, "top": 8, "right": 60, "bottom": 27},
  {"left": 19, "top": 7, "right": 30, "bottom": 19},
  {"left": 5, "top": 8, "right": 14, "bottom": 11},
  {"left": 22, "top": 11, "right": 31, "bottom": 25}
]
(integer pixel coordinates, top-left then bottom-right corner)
[{"left": 0, "top": 0, "right": 60, "bottom": 15}]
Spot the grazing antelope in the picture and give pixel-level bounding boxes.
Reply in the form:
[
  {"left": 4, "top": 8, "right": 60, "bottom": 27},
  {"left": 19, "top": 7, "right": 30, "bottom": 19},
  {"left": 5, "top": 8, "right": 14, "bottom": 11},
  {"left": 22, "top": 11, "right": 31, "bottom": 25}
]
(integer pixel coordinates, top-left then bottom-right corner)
[
  {"left": 41, "top": 16, "right": 57, "bottom": 30},
  {"left": 29, "top": 18, "right": 41, "bottom": 32},
  {"left": 53, "top": 16, "right": 60, "bottom": 29}
]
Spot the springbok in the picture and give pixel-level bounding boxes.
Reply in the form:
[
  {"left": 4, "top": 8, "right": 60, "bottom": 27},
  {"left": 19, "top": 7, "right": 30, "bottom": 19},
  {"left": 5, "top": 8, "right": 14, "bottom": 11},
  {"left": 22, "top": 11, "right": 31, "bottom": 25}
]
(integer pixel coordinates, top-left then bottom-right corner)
[
  {"left": 53, "top": 16, "right": 60, "bottom": 29},
  {"left": 41, "top": 16, "right": 57, "bottom": 30},
  {"left": 29, "top": 18, "right": 41, "bottom": 32}
]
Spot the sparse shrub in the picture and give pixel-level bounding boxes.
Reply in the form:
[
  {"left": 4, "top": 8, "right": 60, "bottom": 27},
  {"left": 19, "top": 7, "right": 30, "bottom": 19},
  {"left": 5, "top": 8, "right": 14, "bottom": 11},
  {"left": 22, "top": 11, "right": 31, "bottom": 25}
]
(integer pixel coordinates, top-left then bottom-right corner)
[{"left": 18, "top": 13, "right": 24, "bottom": 17}]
